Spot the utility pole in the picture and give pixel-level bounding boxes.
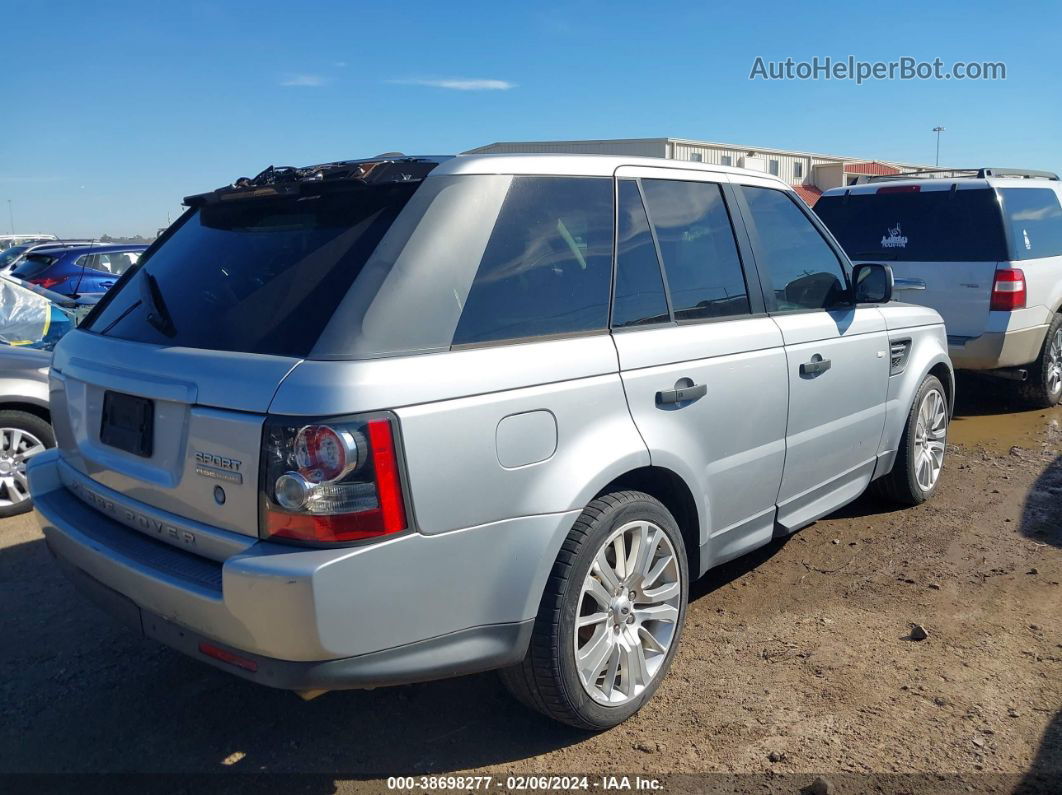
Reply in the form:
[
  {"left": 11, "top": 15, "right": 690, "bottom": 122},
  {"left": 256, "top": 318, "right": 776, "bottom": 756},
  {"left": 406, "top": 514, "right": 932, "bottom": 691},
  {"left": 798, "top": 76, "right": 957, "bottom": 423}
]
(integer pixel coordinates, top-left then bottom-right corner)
[{"left": 933, "top": 126, "right": 945, "bottom": 167}]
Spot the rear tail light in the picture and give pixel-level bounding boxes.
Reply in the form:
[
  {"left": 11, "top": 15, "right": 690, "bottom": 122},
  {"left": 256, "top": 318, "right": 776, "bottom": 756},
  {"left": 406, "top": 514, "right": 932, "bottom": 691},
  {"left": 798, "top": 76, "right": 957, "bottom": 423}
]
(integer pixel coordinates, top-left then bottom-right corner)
[
  {"left": 31, "top": 275, "right": 67, "bottom": 289},
  {"left": 260, "top": 414, "right": 408, "bottom": 544},
  {"left": 990, "top": 268, "right": 1026, "bottom": 311}
]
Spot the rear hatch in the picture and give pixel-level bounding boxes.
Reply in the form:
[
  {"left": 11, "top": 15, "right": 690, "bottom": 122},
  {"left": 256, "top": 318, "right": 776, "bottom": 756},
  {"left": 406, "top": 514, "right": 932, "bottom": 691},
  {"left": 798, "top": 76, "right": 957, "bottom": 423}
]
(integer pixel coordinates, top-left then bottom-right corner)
[
  {"left": 51, "top": 163, "right": 432, "bottom": 538},
  {"left": 815, "top": 184, "right": 1007, "bottom": 338}
]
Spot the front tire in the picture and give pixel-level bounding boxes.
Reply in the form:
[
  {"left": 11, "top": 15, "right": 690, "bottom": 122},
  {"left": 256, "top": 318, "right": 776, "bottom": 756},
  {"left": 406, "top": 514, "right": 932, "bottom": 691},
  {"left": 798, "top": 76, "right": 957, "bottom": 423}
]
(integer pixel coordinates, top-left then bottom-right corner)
[
  {"left": 873, "top": 375, "right": 948, "bottom": 506},
  {"left": 1019, "top": 313, "right": 1062, "bottom": 408},
  {"left": 500, "top": 491, "right": 688, "bottom": 730}
]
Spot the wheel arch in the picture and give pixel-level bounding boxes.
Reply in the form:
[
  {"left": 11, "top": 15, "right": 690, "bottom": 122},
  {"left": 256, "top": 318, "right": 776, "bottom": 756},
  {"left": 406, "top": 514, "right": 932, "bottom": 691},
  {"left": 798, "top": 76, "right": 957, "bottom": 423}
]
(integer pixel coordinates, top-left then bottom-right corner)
[
  {"left": 927, "top": 360, "right": 955, "bottom": 416},
  {"left": 593, "top": 466, "right": 702, "bottom": 578},
  {"left": 0, "top": 401, "right": 51, "bottom": 425}
]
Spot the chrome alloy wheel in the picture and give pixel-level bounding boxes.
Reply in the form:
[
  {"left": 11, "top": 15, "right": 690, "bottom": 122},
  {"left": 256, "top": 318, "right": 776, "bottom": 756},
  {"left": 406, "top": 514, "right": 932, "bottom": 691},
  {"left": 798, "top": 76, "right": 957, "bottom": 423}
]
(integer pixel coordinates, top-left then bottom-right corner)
[
  {"left": 914, "top": 388, "right": 948, "bottom": 492},
  {"left": 573, "top": 520, "right": 682, "bottom": 706},
  {"left": 1047, "top": 328, "right": 1062, "bottom": 398},
  {"left": 0, "top": 427, "right": 46, "bottom": 507}
]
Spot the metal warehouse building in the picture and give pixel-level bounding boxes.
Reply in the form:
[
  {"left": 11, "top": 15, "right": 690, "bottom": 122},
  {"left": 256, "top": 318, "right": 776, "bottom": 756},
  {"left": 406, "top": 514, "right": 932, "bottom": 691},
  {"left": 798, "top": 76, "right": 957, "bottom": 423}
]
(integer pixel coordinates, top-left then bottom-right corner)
[{"left": 466, "top": 138, "right": 931, "bottom": 206}]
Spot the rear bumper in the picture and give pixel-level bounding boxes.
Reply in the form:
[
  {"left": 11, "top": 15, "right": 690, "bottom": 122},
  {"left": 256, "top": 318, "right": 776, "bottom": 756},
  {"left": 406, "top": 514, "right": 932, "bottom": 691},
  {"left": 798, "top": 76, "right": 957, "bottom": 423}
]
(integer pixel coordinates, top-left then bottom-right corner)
[
  {"left": 53, "top": 556, "right": 532, "bottom": 690},
  {"left": 30, "top": 450, "right": 574, "bottom": 688},
  {"left": 948, "top": 324, "right": 1048, "bottom": 370}
]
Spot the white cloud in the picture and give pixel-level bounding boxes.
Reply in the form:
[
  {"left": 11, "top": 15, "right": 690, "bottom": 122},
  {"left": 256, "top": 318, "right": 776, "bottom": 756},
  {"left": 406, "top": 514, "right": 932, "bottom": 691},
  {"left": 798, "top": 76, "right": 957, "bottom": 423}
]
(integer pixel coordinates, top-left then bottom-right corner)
[
  {"left": 333, "top": 61, "right": 348, "bottom": 68},
  {"left": 279, "top": 73, "right": 326, "bottom": 87},
  {"left": 388, "top": 77, "right": 516, "bottom": 91}
]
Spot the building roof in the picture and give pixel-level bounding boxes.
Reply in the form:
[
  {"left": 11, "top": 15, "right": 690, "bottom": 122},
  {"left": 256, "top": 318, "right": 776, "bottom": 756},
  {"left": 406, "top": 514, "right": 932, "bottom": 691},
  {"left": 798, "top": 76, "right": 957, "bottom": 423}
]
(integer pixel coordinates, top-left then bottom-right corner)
[
  {"left": 793, "top": 185, "right": 823, "bottom": 206},
  {"left": 843, "top": 161, "right": 903, "bottom": 176}
]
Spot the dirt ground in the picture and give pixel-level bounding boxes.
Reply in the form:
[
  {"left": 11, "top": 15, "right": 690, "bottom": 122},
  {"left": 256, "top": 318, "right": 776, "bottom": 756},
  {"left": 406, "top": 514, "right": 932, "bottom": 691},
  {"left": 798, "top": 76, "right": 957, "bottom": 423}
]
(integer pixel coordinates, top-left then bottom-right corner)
[{"left": 0, "top": 375, "right": 1059, "bottom": 793}]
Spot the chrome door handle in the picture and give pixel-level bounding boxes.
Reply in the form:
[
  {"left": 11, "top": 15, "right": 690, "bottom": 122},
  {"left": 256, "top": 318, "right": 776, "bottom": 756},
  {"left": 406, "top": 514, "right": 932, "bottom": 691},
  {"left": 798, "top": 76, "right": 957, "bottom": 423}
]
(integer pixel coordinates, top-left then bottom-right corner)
[
  {"left": 894, "top": 278, "right": 927, "bottom": 291},
  {"left": 656, "top": 382, "right": 707, "bottom": 405},
  {"left": 800, "top": 356, "right": 832, "bottom": 376}
]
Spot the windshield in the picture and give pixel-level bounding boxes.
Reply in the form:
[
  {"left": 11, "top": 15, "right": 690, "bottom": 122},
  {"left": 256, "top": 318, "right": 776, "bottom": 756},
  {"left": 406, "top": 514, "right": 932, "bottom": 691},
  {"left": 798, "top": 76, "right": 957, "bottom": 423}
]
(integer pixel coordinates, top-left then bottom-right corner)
[
  {"left": 84, "top": 182, "right": 421, "bottom": 357},
  {"left": 814, "top": 187, "right": 1008, "bottom": 262}
]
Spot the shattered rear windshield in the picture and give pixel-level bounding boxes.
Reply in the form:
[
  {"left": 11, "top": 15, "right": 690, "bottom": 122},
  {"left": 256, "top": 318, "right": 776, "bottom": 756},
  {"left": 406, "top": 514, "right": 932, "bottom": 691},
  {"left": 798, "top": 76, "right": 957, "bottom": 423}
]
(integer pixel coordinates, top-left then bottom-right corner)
[{"left": 84, "top": 182, "right": 420, "bottom": 357}]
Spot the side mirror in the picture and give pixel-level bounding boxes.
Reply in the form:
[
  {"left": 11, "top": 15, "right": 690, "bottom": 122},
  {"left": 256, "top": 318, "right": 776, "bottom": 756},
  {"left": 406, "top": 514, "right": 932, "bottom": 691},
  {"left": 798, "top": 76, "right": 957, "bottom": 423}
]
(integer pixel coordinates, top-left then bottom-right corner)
[{"left": 853, "top": 263, "right": 893, "bottom": 304}]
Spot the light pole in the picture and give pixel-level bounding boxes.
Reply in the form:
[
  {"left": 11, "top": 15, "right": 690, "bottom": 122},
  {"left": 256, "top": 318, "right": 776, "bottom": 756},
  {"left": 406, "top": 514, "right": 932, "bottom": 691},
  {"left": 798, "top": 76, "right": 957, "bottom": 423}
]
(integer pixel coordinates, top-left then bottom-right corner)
[
  {"left": 933, "top": 126, "right": 945, "bottom": 167},
  {"left": 6, "top": 200, "right": 12, "bottom": 234}
]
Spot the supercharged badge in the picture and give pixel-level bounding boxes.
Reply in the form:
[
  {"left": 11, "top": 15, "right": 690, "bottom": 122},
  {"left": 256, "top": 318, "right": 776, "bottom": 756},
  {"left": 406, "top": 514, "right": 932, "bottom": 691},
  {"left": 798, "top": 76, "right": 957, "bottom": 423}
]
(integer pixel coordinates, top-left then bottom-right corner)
[{"left": 194, "top": 451, "right": 243, "bottom": 484}]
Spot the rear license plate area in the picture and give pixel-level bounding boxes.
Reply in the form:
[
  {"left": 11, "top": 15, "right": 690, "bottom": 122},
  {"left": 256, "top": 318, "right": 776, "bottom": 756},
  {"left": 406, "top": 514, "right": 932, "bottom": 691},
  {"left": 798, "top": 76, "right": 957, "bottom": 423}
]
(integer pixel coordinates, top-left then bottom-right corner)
[{"left": 100, "top": 391, "right": 154, "bottom": 457}]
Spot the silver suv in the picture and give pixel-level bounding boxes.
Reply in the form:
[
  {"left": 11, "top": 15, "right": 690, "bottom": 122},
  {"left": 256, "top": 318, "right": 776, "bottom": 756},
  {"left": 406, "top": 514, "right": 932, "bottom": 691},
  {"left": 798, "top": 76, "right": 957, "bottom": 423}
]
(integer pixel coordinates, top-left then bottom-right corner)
[
  {"left": 29, "top": 154, "right": 954, "bottom": 729},
  {"left": 816, "top": 168, "right": 1062, "bottom": 407}
]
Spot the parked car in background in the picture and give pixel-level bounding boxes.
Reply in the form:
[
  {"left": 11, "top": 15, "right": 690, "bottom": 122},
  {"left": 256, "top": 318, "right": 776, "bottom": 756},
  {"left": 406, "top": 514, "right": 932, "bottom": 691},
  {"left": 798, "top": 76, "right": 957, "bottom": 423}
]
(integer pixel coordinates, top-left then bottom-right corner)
[
  {"left": 0, "top": 240, "right": 95, "bottom": 274},
  {"left": 0, "top": 277, "right": 90, "bottom": 516},
  {"left": 29, "top": 153, "right": 952, "bottom": 730},
  {"left": 815, "top": 168, "right": 1062, "bottom": 407},
  {"left": 10, "top": 244, "right": 146, "bottom": 298},
  {"left": 0, "top": 234, "right": 57, "bottom": 251}
]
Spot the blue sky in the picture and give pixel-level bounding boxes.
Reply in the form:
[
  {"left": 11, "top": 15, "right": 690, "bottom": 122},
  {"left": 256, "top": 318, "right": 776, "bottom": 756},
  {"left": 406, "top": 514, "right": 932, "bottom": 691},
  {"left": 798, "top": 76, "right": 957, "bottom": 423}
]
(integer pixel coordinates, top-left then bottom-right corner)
[{"left": 3, "top": 0, "right": 1061, "bottom": 237}]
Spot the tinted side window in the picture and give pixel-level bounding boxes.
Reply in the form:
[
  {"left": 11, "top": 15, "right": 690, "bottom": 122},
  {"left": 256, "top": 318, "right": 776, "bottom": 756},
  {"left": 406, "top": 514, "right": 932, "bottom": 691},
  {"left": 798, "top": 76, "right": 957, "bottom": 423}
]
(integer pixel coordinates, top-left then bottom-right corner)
[
  {"left": 82, "top": 251, "right": 140, "bottom": 274},
  {"left": 1000, "top": 188, "right": 1062, "bottom": 260},
  {"left": 742, "top": 186, "right": 848, "bottom": 311},
  {"left": 641, "top": 179, "right": 750, "bottom": 321},
  {"left": 613, "top": 180, "right": 669, "bottom": 328},
  {"left": 453, "top": 177, "right": 613, "bottom": 345}
]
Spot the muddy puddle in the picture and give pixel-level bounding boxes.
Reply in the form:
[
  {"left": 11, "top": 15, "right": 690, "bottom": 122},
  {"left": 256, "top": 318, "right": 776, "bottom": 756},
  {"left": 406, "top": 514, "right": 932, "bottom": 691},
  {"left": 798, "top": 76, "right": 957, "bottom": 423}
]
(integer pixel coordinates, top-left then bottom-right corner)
[{"left": 949, "top": 374, "right": 1062, "bottom": 452}]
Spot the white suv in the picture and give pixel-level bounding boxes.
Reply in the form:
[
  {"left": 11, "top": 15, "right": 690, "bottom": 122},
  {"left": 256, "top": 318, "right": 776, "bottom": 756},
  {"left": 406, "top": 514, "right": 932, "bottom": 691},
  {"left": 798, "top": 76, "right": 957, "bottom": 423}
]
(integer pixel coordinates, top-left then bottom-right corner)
[{"left": 816, "top": 168, "right": 1062, "bottom": 406}]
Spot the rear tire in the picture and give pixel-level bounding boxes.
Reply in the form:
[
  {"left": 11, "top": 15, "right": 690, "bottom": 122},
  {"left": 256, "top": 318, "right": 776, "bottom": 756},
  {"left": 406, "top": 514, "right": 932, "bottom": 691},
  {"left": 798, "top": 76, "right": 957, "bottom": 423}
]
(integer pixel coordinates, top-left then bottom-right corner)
[
  {"left": 499, "top": 491, "right": 688, "bottom": 730},
  {"left": 0, "top": 410, "right": 54, "bottom": 518},
  {"left": 1018, "top": 313, "right": 1062, "bottom": 408},
  {"left": 872, "top": 375, "right": 948, "bottom": 506}
]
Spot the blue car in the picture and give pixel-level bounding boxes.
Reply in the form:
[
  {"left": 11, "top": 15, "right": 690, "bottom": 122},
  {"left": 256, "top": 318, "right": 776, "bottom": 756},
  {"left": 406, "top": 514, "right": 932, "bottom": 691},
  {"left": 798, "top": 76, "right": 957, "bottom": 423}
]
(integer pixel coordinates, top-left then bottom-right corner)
[{"left": 11, "top": 244, "right": 147, "bottom": 298}]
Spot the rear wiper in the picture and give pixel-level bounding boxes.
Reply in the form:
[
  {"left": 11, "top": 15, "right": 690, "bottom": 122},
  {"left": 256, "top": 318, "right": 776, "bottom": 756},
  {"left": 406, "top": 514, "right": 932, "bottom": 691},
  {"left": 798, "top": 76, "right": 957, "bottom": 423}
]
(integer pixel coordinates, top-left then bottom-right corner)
[{"left": 139, "top": 270, "right": 176, "bottom": 337}]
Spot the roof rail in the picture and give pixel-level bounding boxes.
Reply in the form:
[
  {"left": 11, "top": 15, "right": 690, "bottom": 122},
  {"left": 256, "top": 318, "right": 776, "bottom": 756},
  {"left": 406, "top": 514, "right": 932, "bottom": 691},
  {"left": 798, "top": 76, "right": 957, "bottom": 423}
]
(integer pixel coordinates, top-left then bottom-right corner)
[{"left": 865, "top": 167, "right": 1059, "bottom": 183}]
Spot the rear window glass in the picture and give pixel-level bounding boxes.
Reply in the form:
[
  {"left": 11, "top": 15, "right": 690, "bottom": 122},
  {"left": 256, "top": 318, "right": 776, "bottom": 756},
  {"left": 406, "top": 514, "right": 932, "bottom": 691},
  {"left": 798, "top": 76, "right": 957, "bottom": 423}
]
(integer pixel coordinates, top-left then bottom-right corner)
[
  {"left": 814, "top": 187, "right": 1007, "bottom": 262},
  {"left": 85, "top": 184, "right": 419, "bottom": 357},
  {"left": 1000, "top": 188, "right": 1062, "bottom": 260},
  {"left": 641, "top": 179, "right": 750, "bottom": 321},
  {"left": 11, "top": 253, "right": 58, "bottom": 280},
  {"left": 452, "top": 177, "right": 613, "bottom": 345}
]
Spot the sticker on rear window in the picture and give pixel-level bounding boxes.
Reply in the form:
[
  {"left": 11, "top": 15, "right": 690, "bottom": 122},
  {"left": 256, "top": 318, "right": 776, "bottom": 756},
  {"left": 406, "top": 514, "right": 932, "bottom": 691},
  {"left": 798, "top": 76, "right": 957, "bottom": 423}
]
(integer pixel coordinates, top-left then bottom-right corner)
[{"left": 881, "top": 222, "right": 908, "bottom": 249}]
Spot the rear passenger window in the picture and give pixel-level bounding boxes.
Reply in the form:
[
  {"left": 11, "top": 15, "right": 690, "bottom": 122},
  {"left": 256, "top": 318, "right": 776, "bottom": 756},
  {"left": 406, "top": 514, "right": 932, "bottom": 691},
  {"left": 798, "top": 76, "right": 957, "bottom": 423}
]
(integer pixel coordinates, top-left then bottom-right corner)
[
  {"left": 453, "top": 177, "right": 614, "bottom": 345},
  {"left": 613, "top": 180, "right": 669, "bottom": 328},
  {"left": 640, "top": 179, "right": 750, "bottom": 321},
  {"left": 1000, "top": 188, "right": 1062, "bottom": 260},
  {"left": 741, "top": 186, "right": 848, "bottom": 311},
  {"left": 81, "top": 252, "right": 139, "bottom": 274}
]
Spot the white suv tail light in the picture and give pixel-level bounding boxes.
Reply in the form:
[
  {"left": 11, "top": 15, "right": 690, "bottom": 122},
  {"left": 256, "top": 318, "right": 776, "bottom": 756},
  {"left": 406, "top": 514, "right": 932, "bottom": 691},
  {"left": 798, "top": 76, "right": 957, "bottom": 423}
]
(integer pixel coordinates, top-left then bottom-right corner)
[
  {"left": 260, "top": 414, "right": 408, "bottom": 544},
  {"left": 990, "top": 268, "right": 1027, "bottom": 311}
]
